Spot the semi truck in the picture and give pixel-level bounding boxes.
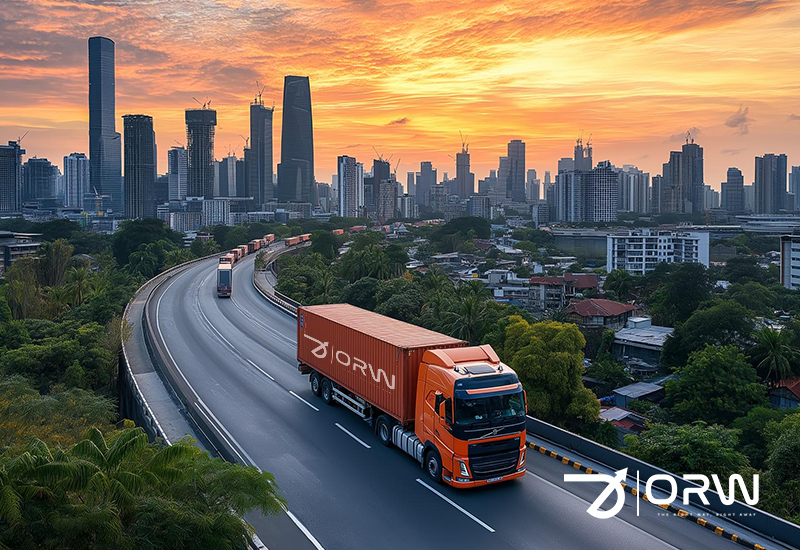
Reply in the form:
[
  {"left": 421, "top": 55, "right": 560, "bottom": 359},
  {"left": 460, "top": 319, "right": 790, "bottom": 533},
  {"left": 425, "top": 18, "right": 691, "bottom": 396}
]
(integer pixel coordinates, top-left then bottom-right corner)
[
  {"left": 297, "top": 303, "right": 527, "bottom": 488},
  {"left": 216, "top": 259, "right": 232, "bottom": 297}
]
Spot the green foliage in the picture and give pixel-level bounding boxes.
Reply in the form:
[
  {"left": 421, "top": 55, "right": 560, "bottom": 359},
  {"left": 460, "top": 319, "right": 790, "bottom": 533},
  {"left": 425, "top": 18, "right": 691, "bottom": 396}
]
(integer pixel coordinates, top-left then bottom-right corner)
[
  {"left": 340, "top": 277, "right": 380, "bottom": 310},
  {"left": 0, "top": 218, "right": 81, "bottom": 242},
  {"left": 733, "top": 407, "right": 798, "bottom": 470},
  {"left": 665, "top": 345, "right": 767, "bottom": 426},
  {"left": 112, "top": 218, "right": 183, "bottom": 266},
  {"left": 647, "top": 263, "right": 711, "bottom": 326},
  {"left": 309, "top": 230, "right": 339, "bottom": 260},
  {"left": 428, "top": 217, "right": 491, "bottom": 252},
  {"left": 723, "top": 255, "right": 773, "bottom": 285},
  {"left": 585, "top": 359, "right": 633, "bottom": 397},
  {"left": 603, "top": 269, "right": 636, "bottom": 301},
  {"left": 728, "top": 281, "right": 777, "bottom": 316},
  {"left": 0, "top": 427, "right": 285, "bottom": 550},
  {"left": 504, "top": 316, "right": 599, "bottom": 426},
  {"left": 39, "top": 239, "right": 75, "bottom": 287},
  {"left": 275, "top": 253, "right": 341, "bottom": 305},
  {"left": 189, "top": 237, "right": 221, "bottom": 257},
  {"left": 749, "top": 327, "right": 800, "bottom": 384},
  {"left": 661, "top": 300, "right": 754, "bottom": 367},
  {"left": 625, "top": 422, "right": 750, "bottom": 477}
]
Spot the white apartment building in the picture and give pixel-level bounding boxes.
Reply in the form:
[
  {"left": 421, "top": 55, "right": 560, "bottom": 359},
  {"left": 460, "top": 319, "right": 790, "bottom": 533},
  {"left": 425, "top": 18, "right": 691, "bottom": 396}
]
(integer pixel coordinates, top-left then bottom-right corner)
[
  {"left": 607, "top": 229, "right": 709, "bottom": 275},
  {"left": 780, "top": 234, "right": 800, "bottom": 289}
]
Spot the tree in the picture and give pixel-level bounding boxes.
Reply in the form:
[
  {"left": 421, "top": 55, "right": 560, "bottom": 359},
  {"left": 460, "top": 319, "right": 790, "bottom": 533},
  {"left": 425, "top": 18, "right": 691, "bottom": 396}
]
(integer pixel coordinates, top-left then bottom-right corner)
[
  {"left": 340, "top": 277, "right": 380, "bottom": 311},
  {"left": 723, "top": 255, "right": 770, "bottom": 285},
  {"left": 661, "top": 300, "right": 754, "bottom": 367},
  {"left": 443, "top": 294, "right": 489, "bottom": 344},
  {"left": 749, "top": 327, "right": 799, "bottom": 384},
  {"left": 309, "top": 230, "right": 338, "bottom": 260},
  {"left": 733, "top": 407, "right": 797, "bottom": 470},
  {"left": 64, "top": 266, "right": 93, "bottom": 306},
  {"left": 112, "top": 218, "right": 183, "bottom": 266},
  {"left": 586, "top": 359, "right": 633, "bottom": 397},
  {"left": 625, "top": 422, "right": 749, "bottom": 478},
  {"left": 666, "top": 345, "right": 767, "bottom": 426},
  {"left": 504, "top": 316, "right": 599, "bottom": 426},
  {"left": 0, "top": 427, "right": 285, "bottom": 549},
  {"left": 604, "top": 269, "right": 635, "bottom": 300},
  {"left": 45, "top": 285, "right": 71, "bottom": 319},
  {"left": 39, "top": 238, "right": 75, "bottom": 287},
  {"left": 648, "top": 263, "right": 711, "bottom": 326},
  {"left": 163, "top": 248, "right": 195, "bottom": 269}
]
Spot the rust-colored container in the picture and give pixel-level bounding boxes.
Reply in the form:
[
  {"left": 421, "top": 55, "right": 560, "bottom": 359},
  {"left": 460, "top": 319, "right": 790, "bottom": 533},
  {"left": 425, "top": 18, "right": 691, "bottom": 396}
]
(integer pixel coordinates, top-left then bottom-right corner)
[
  {"left": 297, "top": 304, "right": 467, "bottom": 424},
  {"left": 331, "top": 229, "right": 344, "bottom": 235}
]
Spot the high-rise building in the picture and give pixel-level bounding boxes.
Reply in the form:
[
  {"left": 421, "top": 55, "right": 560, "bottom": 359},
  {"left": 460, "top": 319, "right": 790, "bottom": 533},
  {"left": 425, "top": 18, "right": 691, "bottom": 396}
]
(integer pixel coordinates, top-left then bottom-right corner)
[
  {"left": 755, "top": 153, "right": 788, "bottom": 214},
  {"left": 88, "top": 37, "right": 122, "bottom": 213},
  {"left": 506, "top": 140, "right": 526, "bottom": 203},
  {"left": 430, "top": 184, "right": 447, "bottom": 213},
  {"left": 63, "top": 153, "right": 89, "bottom": 209},
  {"left": 377, "top": 178, "right": 396, "bottom": 223},
  {"left": 185, "top": 107, "right": 217, "bottom": 198},
  {"left": 123, "top": 114, "right": 156, "bottom": 219},
  {"left": 22, "top": 158, "right": 56, "bottom": 203},
  {"left": 455, "top": 144, "right": 474, "bottom": 199},
  {"left": 660, "top": 137, "right": 704, "bottom": 213},
  {"left": 416, "top": 161, "right": 437, "bottom": 207},
  {"left": 616, "top": 165, "right": 649, "bottom": 214},
  {"left": 650, "top": 175, "right": 662, "bottom": 214},
  {"left": 586, "top": 161, "right": 618, "bottom": 222},
  {"left": 789, "top": 166, "right": 800, "bottom": 212},
  {"left": 467, "top": 195, "right": 491, "bottom": 219},
  {"left": 167, "top": 146, "right": 188, "bottom": 201},
  {"left": 249, "top": 96, "right": 274, "bottom": 206},
  {"left": 277, "top": 76, "right": 314, "bottom": 203},
  {"left": 0, "top": 141, "right": 25, "bottom": 214},
  {"left": 555, "top": 170, "right": 584, "bottom": 223},
  {"left": 397, "top": 194, "right": 417, "bottom": 219},
  {"left": 406, "top": 172, "right": 415, "bottom": 197},
  {"left": 217, "top": 154, "right": 238, "bottom": 197},
  {"left": 721, "top": 167, "right": 744, "bottom": 214},
  {"left": 573, "top": 138, "right": 592, "bottom": 171},
  {"left": 526, "top": 169, "right": 540, "bottom": 202},
  {"left": 743, "top": 184, "right": 755, "bottom": 212},
  {"left": 338, "top": 155, "right": 363, "bottom": 218}
]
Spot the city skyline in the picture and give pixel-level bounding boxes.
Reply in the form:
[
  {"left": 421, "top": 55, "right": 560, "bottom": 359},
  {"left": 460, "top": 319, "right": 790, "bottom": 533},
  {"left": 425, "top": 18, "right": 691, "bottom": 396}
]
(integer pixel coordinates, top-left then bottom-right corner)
[{"left": 3, "top": 1, "right": 800, "bottom": 187}]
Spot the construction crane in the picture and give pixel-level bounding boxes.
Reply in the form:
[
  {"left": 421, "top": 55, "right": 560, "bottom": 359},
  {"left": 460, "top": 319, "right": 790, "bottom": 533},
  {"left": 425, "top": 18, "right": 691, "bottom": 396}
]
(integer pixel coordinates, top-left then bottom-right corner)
[
  {"left": 372, "top": 146, "right": 385, "bottom": 163},
  {"left": 254, "top": 80, "right": 267, "bottom": 105},
  {"left": 459, "top": 130, "right": 468, "bottom": 153},
  {"left": 92, "top": 186, "right": 101, "bottom": 212},
  {"left": 393, "top": 158, "right": 401, "bottom": 176},
  {"left": 586, "top": 133, "right": 593, "bottom": 149},
  {"left": 17, "top": 131, "right": 29, "bottom": 144},
  {"left": 238, "top": 134, "right": 249, "bottom": 149},
  {"left": 192, "top": 96, "right": 212, "bottom": 109}
]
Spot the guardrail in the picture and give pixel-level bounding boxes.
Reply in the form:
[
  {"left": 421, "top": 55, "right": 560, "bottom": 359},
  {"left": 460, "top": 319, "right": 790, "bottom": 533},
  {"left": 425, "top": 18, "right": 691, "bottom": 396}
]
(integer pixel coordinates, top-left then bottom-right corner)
[
  {"left": 252, "top": 243, "right": 308, "bottom": 315},
  {"left": 246, "top": 249, "right": 800, "bottom": 550},
  {"left": 526, "top": 416, "right": 800, "bottom": 549}
]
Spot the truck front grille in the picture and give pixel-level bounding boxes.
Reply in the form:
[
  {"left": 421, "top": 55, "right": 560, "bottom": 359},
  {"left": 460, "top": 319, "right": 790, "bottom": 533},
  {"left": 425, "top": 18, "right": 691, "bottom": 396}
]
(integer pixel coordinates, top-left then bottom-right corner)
[{"left": 469, "top": 449, "right": 519, "bottom": 480}]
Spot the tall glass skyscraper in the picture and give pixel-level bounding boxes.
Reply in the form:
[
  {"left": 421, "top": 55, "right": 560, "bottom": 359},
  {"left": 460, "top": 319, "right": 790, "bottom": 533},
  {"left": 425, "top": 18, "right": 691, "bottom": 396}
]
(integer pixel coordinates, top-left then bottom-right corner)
[
  {"left": 185, "top": 108, "right": 217, "bottom": 199},
  {"left": 277, "top": 76, "right": 314, "bottom": 203},
  {"left": 88, "top": 36, "right": 122, "bottom": 213},
  {"left": 249, "top": 98, "right": 274, "bottom": 206},
  {"left": 123, "top": 114, "right": 156, "bottom": 219}
]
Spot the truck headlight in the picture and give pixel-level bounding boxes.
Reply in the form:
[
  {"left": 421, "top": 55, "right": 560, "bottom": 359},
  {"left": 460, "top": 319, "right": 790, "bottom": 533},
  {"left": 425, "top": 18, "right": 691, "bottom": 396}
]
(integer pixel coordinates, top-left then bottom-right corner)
[
  {"left": 519, "top": 450, "right": 526, "bottom": 467},
  {"left": 458, "top": 460, "right": 469, "bottom": 477}
]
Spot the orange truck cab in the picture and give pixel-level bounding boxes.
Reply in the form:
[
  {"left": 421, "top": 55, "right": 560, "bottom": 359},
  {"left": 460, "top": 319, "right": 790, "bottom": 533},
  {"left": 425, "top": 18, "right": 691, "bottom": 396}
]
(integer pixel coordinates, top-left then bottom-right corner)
[{"left": 414, "top": 346, "right": 527, "bottom": 486}]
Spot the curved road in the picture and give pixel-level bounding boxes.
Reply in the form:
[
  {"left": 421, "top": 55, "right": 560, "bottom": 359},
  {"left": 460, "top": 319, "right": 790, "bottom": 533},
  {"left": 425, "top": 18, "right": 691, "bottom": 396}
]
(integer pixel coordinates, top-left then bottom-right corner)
[{"left": 148, "top": 249, "right": 765, "bottom": 550}]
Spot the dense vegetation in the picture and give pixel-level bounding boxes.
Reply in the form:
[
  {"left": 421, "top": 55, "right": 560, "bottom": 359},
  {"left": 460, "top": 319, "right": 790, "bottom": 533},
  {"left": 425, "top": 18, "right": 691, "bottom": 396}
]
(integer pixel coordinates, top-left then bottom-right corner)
[{"left": 0, "top": 219, "right": 285, "bottom": 548}]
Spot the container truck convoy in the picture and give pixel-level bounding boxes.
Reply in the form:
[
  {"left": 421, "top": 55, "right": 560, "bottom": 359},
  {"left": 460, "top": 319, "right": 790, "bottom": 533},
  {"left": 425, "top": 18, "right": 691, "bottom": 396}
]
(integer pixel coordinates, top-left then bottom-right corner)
[{"left": 297, "top": 304, "right": 527, "bottom": 487}]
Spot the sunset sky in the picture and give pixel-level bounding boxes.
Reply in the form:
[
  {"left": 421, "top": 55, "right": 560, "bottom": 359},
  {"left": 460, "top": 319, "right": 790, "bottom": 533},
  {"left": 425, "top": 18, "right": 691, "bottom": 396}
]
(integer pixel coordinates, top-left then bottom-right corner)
[{"left": 2, "top": 0, "right": 800, "bottom": 191}]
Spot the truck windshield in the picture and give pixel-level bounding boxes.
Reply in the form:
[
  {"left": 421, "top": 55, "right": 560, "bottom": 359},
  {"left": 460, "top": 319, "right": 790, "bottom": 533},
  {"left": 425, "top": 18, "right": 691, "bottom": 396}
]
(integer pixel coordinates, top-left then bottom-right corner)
[
  {"left": 218, "top": 270, "right": 231, "bottom": 287},
  {"left": 455, "top": 391, "right": 525, "bottom": 426}
]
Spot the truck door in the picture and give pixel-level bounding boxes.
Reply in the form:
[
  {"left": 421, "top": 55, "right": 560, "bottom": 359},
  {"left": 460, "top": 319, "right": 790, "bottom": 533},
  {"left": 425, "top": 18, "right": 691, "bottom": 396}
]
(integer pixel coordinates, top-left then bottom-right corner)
[{"left": 422, "top": 372, "right": 454, "bottom": 462}]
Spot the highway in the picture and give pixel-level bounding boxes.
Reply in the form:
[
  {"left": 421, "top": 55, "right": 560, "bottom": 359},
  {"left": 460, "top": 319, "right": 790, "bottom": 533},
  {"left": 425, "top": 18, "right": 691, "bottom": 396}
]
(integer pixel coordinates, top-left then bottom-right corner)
[{"left": 147, "top": 249, "right": 780, "bottom": 550}]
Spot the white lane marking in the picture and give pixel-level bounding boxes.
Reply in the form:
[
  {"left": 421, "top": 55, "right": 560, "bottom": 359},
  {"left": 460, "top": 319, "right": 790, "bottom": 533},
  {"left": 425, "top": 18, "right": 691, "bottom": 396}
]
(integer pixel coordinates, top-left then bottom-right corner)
[
  {"left": 286, "top": 510, "right": 326, "bottom": 550},
  {"left": 335, "top": 423, "right": 371, "bottom": 449},
  {"left": 251, "top": 534, "right": 270, "bottom": 550},
  {"left": 195, "top": 402, "right": 247, "bottom": 465},
  {"left": 415, "top": 478, "right": 495, "bottom": 533},
  {"left": 156, "top": 277, "right": 201, "bottom": 400},
  {"left": 289, "top": 391, "right": 320, "bottom": 412},
  {"left": 197, "top": 398, "right": 259, "bottom": 470},
  {"left": 196, "top": 273, "right": 276, "bottom": 382},
  {"left": 524, "top": 471, "right": 682, "bottom": 550}
]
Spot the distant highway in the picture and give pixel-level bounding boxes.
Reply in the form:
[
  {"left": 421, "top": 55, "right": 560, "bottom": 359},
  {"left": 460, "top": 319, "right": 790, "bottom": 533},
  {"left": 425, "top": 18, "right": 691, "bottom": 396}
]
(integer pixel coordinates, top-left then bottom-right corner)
[{"left": 147, "top": 249, "right": 780, "bottom": 550}]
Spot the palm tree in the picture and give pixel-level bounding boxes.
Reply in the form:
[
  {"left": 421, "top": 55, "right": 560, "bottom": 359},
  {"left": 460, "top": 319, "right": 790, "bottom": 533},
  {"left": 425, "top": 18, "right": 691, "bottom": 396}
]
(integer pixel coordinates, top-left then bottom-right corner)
[
  {"left": 317, "top": 269, "right": 336, "bottom": 304},
  {"left": 64, "top": 266, "right": 92, "bottom": 306},
  {"left": 444, "top": 294, "right": 489, "bottom": 344},
  {"left": 750, "top": 327, "right": 798, "bottom": 384},
  {"left": 45, "top": 286, "right": 70, "bottom": 319},
  {"left": 39, "top": 239, "right": 74, "bottom": 287}
]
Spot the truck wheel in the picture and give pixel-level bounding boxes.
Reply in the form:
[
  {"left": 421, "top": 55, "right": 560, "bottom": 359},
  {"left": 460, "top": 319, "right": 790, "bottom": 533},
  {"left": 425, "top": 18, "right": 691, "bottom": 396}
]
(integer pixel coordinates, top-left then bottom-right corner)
[
  {"left": 376, "top": 415, "right": 392, "bottom": 447},
  {"left": 425, "top": 449, "right": 443, "bottom": 484},
  {"left": 310, "top": 372, "right": 321, "bottom": 397},
  {"left": 321, "top": 378, "right": 334, "bottom": 406}
]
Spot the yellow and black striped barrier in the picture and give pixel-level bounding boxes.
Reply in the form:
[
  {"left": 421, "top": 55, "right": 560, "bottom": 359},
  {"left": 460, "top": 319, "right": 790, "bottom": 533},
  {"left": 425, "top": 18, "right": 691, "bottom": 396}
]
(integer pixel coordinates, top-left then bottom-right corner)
[{"left": 527, "top": 442, "right": 770, "bottom": 550}]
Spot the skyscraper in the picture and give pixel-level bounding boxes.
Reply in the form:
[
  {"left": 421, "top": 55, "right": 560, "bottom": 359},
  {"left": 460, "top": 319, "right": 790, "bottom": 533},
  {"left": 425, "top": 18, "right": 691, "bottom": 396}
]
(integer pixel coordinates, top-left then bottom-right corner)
[
  {"left": 755, "top": 153, "right": 788, "bottom": 214},
  {"left": 63, "top": 153, "right": 90, "bottom": 209},
  {"left": 573, "top": 138, "right": 592, "bottom": 171},
  {"left": 123, "top": 114, "right": 156, "bottom": 219},
  {"left": 586, "top": 161, "right": 618, "bottom": 222},
  {"left": 338, "top": 155, "right": 363, "bottom": 218},
  {"left": 507, "top": 140, "right": 526, "bottom": 203},
  {"left": 721, "top": 167, "right": 744, "bottom": 214},
  {"left": 406, "top": 172, "right": 415, "bottom": 197},
  {"left": 22, "top": 158, "right": 56, "bottom": 203},
  {"left": 217, "top": 154, "right": 238, "bottom": 197},
  {"left": 277, "top": 76, "right": 314, "bottom": 203},
  {"left": 167, "top": 146, "right": 188, "bottom": 201},
  {"left": 416, "top": 161, "right": 437, "bottom": 206},
  {"left": 789, "top": 166, "right": 800, "bottom": 212},
  {"left": 660, "top": 137, "right": 704, "bottom": 213},
  {"left": 88, "top": 37, "right": 122, "bottom": 213},
  {"left": 185, "top": 107, "right": 217, "bottom": 198},
  {"left": 0, "top": 141, "right": 25, "bottom": 214},
  {"left": 455, "top": 143, "right": 474, "bottom": 199},
  {"left": 249, "top": 95, "right": 274, "bottom": 206},
  {"left": 616, "top": 165, "right": 649, "bottom": 214}
]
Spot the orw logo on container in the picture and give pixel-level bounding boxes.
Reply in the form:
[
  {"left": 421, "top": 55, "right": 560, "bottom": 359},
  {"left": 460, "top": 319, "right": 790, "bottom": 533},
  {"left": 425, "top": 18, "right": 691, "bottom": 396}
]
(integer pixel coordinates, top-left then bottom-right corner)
[{"left": 304, "top": 334, "right": 396, "bottom": 390}]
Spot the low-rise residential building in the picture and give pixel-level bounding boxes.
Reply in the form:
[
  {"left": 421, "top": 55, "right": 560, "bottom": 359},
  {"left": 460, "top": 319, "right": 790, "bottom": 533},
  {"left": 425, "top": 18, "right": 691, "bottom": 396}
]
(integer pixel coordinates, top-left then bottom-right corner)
[
  {"left": 612, "top": 317, "right": 674, "bottom": 365},
  {"left": 770, "top": 378, "right": 800, "bottom": 409},
  {"left": 528, "top": 273, "right": 600, "bottom": 312},
  {"left": 565, "top": 298, "right": 638, "bottom": 329},
  {"left": 607, "top": 229, "right": 709, "bottom": 275},
  {"left": 0, "top": 231, "right": 41, "bottom": 273},
  {"left": 612, "top": 381, "right": 665, "bottom": 408}
]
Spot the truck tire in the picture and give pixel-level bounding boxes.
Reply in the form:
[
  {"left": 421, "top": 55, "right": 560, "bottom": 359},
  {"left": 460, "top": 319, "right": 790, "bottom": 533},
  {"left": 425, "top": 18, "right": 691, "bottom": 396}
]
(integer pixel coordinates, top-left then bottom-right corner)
[
  {"left": 310, "top": 372, "right": 321, "bottom": 397},
  {"left": 321, "top": 378, "right": 334, "bottom": 406},
  {"left": 376, "top": 415, "right": 392, "bottom": 447},
  {"left": 425, "top": 449, "right": 443, "bottom": 484}
]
